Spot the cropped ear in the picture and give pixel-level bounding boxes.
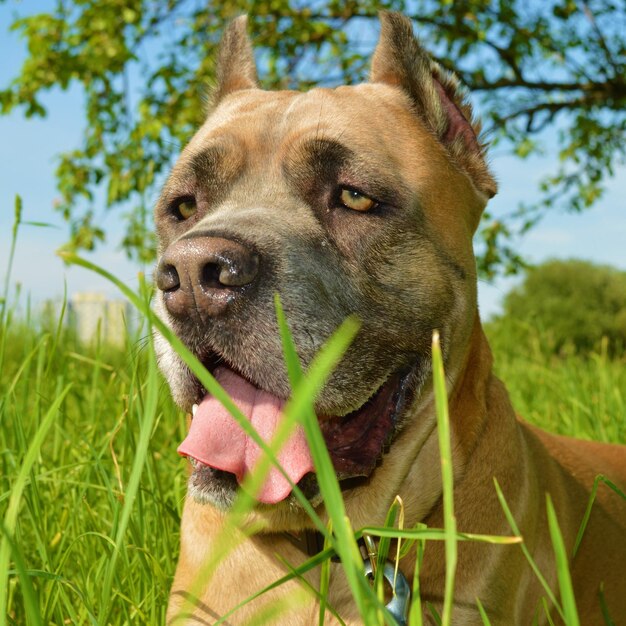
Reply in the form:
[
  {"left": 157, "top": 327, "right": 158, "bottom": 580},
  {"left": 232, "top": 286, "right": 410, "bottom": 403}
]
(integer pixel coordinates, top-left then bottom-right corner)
[
  {"left": 213, "top": 16, "right": 258, "bottom": 104},
  {"left": 370, "top": 12, "right": 497, "bottom": 200}
]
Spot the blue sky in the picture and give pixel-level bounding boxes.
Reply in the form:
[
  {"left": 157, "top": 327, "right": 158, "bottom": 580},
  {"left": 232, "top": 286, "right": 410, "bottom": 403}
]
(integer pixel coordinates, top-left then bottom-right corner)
[{"left": 1, "top": 4, "right": 624, "bottom": 319}]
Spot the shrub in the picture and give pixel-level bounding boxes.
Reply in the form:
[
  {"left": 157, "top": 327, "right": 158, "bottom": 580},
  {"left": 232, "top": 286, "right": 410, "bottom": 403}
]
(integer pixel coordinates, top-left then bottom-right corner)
[{"left": 487, "top": 259, "right": 626, "bottom": 356}]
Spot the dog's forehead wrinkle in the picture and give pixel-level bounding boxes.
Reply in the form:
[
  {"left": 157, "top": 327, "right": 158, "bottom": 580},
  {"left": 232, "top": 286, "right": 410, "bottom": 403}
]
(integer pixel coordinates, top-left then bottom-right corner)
[
  {"left": 315, "top": 99, "right": 324, "bottom": 140},
  {"left": 204, "top": 90, "right": 296, "bottom": 129},
  {"left": 203, "top": 85, "right": 415, "bottom": 157},
  {"left": 283, "top": 83, "right": 406, "bottom": 124}
]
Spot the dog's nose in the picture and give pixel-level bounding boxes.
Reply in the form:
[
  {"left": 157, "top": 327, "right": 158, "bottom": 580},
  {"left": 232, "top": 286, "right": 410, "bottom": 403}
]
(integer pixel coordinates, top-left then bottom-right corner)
[{"left": 156, "top": 236, "right": 259, "bottom": 318}]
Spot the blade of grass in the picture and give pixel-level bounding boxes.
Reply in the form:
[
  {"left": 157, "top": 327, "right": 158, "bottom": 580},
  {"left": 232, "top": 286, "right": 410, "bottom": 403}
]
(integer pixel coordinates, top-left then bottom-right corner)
[
  {"left": 542, "top": 597, "right": 557, "bottom": 626},
  {"left": 232, "top": 302, "right": 362, "bottom": 533},
  {"left": 319, "top": 523, "right": 333, "bottom": 626},
  {"left": 408, "top": 523, "right": 425, "bottom": 626},
  {"left": 599, "top": 583, "right": 616, "bottom": 626},
  {"left": 475, "top": 597, "right": 492, "bottom": 626},
  {"left": 427, "top": 603, "right": 442, "bottom": 626},
  {"left": 0, "top": 195, "right": 24, "bottom": 378},
  {"left": 0, "top": 196, "right": 22, "bottom": 327},
  {"left": 573, "top": 474, "right": 626, "bottom": 558},
  {"left": 215, "top": 535, "right": 400, "bottom": 626},
  {"left": 0, "top": 526, "right": 43, "bottom": 626},
  {"left": 572, "top": 474, "right": 602, "bottom": 559},
  {"left": 359, "top": 527, "right": 520, "bottom": 544},
  {"left": 431, "top": 331, "right": 457, "bottom": 626},
  {"left": 274, "top": 295, "right": 372, "bottom": 618},
  {"left": 391, "top": 497, "right": 406, "bottom": 595},
  {"left": 493, "top": 478, "right": 564, "bottom": 621},
  {"left": 545, "top": 495, "right": 579, "bottom": 626},
  {"left": 44, "top": 282, "right": 67, "bottom": 377},
  {"left": 275, "top": 297, "right": 405, "bottom": 626},
  {"left": 372, "top": 497, "right": 400, "bottom": 606}
]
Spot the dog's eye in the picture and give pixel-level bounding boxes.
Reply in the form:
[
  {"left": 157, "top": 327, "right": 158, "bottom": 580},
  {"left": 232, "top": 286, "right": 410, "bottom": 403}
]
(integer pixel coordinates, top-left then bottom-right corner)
[
  {"left": 339, "top": 188, "right": 376, "bottom": 212},
  {"left": 173, "top": 197, "right": 197, "bottom": 220}
]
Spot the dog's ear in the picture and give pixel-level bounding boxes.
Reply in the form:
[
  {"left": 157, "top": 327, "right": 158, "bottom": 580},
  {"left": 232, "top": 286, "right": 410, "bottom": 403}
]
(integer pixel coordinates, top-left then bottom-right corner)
[
  {"left": 370, "top": 12, "right": 497, "bottom": 200},
  {"left": 213, "top": 16, "right": 258, "bottom": 104}
]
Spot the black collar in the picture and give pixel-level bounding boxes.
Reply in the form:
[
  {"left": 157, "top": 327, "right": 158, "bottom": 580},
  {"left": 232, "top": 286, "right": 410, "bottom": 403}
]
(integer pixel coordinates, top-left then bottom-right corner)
[{"left": 283, "top": 529, "right": 327, "bottom": 557}]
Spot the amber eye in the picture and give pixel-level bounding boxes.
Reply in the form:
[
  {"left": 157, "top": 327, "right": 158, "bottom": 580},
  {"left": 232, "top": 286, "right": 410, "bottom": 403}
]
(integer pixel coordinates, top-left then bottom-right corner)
[
  {"left": 174, "top": 197, "right": 197, "bottom": 220},
  {"left": 339, "top": 188, "right": 376, "bottom": 212}
]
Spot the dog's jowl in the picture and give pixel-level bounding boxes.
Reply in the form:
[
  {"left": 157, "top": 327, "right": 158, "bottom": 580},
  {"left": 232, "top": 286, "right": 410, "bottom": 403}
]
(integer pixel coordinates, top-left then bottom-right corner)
[{"left": 154, "top": 12, "right": 626, "bottom": 625}]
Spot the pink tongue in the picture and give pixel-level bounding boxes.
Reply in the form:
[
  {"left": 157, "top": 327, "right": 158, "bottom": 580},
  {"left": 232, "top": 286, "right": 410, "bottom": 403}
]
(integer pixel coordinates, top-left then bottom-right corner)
[{"left": 177, "top": 367, "right": 314, "bottom": 504}]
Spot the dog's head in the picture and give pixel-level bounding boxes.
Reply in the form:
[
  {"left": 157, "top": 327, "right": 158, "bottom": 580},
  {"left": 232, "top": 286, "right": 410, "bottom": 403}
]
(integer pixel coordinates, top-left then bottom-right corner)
[{"left": 154, "top": 13, "right": 496, "bottom": 516}]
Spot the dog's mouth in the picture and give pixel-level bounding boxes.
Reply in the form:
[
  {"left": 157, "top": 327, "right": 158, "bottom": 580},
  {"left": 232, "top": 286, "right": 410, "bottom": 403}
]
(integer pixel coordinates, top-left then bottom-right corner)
[{"left": 178, "top": 353, "right": 418, "bottom": 506}]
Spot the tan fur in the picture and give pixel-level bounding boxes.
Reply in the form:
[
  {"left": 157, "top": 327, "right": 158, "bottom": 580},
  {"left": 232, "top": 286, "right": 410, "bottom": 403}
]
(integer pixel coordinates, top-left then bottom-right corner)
[{"left": 159, "top": 13, "right": 626, "bottom": 626}]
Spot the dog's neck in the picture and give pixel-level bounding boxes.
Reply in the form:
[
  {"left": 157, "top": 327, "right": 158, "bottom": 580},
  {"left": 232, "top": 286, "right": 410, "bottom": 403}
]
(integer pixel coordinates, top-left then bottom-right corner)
[{"left": 447, "top": 314, "right": 494, "bottom": 463}]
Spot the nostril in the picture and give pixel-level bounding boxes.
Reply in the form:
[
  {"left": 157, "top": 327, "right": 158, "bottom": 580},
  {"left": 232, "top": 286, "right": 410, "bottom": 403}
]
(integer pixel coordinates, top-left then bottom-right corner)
[
  {"left": 201, "top": 262, "right": 222, "bottom": 289},
  {"left": 200, "top": 253, "right": 259, "bottom": 289},
  {"left": 157, "top": 263, "right": 180, "bottom": 292}
]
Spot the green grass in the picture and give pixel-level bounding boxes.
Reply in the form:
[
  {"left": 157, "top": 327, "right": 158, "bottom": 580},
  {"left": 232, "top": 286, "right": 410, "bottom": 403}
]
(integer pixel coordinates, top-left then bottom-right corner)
[
  {"left": 0, "top": 319, "right": 186, "bottom": 624},
  {"left": 2, "top": 206, "right": 624, "bottom": 624},
  {"left": 486, "top": 317, "right": 626, "bottom": 443}
]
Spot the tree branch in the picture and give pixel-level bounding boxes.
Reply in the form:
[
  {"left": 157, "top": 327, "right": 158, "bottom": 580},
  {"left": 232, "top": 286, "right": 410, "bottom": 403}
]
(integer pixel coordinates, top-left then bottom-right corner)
[{"left": 579, "top": 0, "right": 621, "bottom": 77}]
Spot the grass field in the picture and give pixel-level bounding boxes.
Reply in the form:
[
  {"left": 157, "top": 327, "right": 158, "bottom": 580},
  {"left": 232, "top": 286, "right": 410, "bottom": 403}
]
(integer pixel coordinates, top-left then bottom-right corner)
[
  {"left": 1, "top": 249, "right": 625, "bottom": 624},
  {"left": 486, "top": 318, "right": 626, "bottom": 445},
  {"left": 0, "top": 304, "right": 186, "bottom": 625}
]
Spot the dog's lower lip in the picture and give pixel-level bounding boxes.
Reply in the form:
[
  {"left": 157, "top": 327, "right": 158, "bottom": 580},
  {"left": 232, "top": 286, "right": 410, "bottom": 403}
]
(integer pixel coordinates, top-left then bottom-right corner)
[{"left": 190, "top": 459, "right": 322, "bottom": 503}]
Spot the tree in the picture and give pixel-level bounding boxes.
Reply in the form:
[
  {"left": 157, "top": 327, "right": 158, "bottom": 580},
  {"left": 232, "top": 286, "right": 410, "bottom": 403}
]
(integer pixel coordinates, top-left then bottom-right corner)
[
  {"left": 2, "top": 0, "right": 625, "bottom": 273},
  {"left": 493, "top": 259, "right": 626, "bottom": 355}
]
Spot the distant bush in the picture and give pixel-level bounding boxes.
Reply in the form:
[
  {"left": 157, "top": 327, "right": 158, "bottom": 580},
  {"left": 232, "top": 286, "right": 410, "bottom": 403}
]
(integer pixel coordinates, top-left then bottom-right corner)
[{"left": 487, "top": 259, "right": 626, "bottom": 357}]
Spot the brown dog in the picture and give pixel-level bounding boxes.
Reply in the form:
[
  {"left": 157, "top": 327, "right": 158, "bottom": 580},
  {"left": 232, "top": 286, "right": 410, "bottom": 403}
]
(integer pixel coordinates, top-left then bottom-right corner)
[{"left": 154, "top": 13, "right": 626, "bottom": 625}]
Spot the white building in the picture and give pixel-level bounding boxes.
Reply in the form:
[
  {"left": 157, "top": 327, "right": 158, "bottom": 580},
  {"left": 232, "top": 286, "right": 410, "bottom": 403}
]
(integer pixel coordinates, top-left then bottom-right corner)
[{"left": 69, "top": 292, "right": 133, "bottom": 348}]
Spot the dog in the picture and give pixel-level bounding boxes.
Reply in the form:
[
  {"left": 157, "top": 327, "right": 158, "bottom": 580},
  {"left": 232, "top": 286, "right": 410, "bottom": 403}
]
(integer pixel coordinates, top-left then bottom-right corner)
[{"left": 153, "top": 12, "right": 626, "bottom": 625}]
